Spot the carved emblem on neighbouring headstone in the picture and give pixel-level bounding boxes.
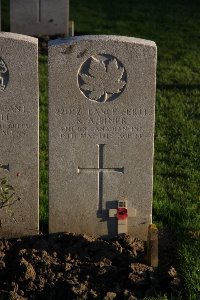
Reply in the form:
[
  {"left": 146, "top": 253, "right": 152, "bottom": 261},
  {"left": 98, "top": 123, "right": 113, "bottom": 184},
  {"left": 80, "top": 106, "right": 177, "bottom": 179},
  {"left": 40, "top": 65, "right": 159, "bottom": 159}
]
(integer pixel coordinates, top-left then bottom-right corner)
[
  {"left": 0, "top": 58, "right": 9, "bottom": 91},
  {"left": 78, "top": 54, "right": 127, "bottom": 102}
]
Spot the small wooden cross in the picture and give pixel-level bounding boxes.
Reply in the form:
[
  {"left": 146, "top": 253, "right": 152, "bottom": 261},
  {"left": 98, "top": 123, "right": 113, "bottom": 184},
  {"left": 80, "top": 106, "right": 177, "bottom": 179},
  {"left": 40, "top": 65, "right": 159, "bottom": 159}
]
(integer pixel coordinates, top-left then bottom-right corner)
[{"left": 109, "top": 200, "right": 136, "bottom": 235}]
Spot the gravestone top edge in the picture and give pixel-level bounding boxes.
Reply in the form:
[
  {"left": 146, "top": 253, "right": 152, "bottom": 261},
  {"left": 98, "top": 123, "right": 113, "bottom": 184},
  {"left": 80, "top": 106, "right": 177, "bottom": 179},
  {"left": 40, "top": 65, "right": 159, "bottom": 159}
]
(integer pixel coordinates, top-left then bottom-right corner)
[
  {"left": 0, "top": 31, "right": 38, "bottom": 44},
  {"left": 48, "top": 35, "right": 157, "bottom": 48}
]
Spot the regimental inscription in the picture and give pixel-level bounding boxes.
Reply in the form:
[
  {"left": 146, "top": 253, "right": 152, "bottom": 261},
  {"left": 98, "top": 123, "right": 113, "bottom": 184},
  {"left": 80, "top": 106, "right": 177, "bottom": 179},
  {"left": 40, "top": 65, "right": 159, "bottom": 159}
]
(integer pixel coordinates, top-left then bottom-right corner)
[
  {"left": 78, "top": 144, "right": 124, "bottom": 212},
  {"left": 56, "top": 106, "right": 151, "bottom": 140},
  {"left": 0, "top": 58, "right": 9, "bottom": 91},
  {"left": 0, "top": 105, "right": 28, "bottom": 136},
  {"left": 60, "top": 125, "right": 143, "bottom": 140},
  {"left": 78, "top": 54, "right": 127, "bottom": 103}
]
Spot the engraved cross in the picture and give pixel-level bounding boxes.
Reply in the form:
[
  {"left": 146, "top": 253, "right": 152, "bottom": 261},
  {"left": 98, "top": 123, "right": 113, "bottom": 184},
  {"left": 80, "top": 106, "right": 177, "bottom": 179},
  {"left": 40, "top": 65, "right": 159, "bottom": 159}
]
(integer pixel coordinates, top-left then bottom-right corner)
[
  {"left": 37, "top": 0, "right": 42, "bottom": 23},
  {"left": 78, "top": 144, "right": 124, "bottom": 212}
]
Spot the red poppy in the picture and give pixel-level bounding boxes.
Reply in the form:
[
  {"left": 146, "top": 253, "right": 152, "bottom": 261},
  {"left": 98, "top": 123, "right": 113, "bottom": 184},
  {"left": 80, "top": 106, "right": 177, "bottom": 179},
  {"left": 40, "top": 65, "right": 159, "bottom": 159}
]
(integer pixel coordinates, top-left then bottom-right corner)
[{"left": 116, "top": 208, "right": 128, "bottom": 220}]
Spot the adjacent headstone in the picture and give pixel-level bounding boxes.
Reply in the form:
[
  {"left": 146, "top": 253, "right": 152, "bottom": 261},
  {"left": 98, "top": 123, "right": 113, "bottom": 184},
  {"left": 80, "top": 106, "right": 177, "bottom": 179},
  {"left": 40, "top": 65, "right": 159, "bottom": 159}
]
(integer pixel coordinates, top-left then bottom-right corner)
[
  {"left": 0, "top": 0, "right": 1, "bottom": 31},
  {"left": 0, "top": 32, "right": 39, "bottom": 238},
  {"left": 10, "top": 0, "right": 69, "bottom": 36},
  {"left": 49, "top": 35, "right": 157, "bottom": 240}
]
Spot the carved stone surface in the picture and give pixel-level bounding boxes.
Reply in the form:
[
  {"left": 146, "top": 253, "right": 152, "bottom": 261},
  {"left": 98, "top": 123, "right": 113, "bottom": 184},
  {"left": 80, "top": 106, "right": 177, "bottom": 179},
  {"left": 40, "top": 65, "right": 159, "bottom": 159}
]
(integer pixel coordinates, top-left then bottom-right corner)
[
  {"left": 49, "top": 35, "right": 157, "bottom": 240},
  {"left": 0, "top": 0, "right": 1, "bottom": 31},
  {"left": 0, "top": 32, "right": 39, "bottom": 238},
  {"left": 10, "top": 0, "right": 69, "bottom": 36},
  {"left": 78, "top": 54, "right": 127, "bottom": 102}
]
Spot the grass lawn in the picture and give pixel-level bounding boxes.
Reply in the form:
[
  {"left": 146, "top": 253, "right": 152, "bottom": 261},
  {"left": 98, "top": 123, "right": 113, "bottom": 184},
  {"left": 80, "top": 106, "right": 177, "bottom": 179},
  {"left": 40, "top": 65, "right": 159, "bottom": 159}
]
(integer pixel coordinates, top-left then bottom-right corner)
[{"left": 2, "top": 0, "right": 200, "bottom": 299}]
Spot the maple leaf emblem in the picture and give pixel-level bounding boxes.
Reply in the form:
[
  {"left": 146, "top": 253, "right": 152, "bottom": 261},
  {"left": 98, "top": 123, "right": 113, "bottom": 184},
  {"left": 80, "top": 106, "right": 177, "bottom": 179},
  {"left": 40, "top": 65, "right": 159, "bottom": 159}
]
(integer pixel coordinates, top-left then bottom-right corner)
[{"left": 79, "top": 56, "right": 126, "bottom": 102}]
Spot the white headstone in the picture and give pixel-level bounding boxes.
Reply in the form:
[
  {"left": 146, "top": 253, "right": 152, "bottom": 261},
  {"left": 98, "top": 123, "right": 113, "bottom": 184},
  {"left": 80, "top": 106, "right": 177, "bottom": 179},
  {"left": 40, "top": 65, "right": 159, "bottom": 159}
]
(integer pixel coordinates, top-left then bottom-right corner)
[
  {"left": 0, "top": 32, "right": 39, "bottom": 238},
  {"left": 10, "top": 0, "right": 69, "bottom": 36},
  {"left": 49, "top": 35, "right": 157, "bottom": 240},
  {"left": 0, "top": 0, "right": 1, "bottom": 31}
]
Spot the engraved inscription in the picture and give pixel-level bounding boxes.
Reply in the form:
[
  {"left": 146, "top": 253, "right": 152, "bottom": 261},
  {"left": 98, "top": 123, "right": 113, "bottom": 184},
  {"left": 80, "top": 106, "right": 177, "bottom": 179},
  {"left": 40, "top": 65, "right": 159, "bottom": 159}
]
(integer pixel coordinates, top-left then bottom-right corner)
[
  {"left": 56, "top": 106, "right": 150, "bottom": 140},
  {"left": 0, "top": 58, "right": 9, "bottom": 91},
  {"left": 60, "top": 126, "right": 143, "bottom": 140},
  {"left": 78, "top": 54, "right": 127, "bottom": 103},
  {"left": 0, "top": 105, "right": 28, "bottom": 136},
  {"left": 7, "top": 105, "right": 26, "bottom": 113},
  {"left": 0, "top": 216, "right": 24, "bottom": 226}
]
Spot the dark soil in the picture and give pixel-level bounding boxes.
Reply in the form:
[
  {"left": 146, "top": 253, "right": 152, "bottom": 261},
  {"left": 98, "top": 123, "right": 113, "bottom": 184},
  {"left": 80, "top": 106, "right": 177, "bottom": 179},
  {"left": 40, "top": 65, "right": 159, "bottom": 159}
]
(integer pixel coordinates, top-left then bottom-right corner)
[{"left": 0, "top": 232, "right": 181, "bottom": 300}]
